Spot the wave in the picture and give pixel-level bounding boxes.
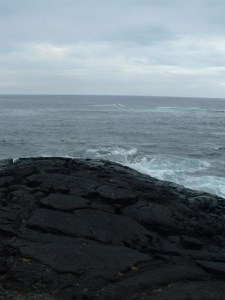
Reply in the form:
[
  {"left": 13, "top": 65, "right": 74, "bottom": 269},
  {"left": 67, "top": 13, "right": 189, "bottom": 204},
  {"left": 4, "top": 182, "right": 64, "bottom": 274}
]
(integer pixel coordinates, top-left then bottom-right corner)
[
  {"left": 86, "top": 146, "right": 137, "bottom": 163},
  {"left": 85, "top": 146, "right": 225, "bottom": 199},
  {"left": 213, "top": 146, "right": 225, "bottom": 151},
  {"left": 88, "top": 103, "right": 126, "bottom": 108},
  {"left": 0, "top": 109, "right": 40, "bottom": 117},
  {"left": 146, "top": 107, "right": 225, "bottom": 114},
  {"left": 2, "top": 146, "right": 225, "bottom": 199}
]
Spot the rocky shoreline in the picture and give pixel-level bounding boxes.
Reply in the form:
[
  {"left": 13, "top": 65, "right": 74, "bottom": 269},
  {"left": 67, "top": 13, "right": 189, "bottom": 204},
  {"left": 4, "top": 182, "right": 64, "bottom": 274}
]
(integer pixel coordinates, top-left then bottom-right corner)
[{"left": 0, "top": 157, "right": 225, "bottom": 299}]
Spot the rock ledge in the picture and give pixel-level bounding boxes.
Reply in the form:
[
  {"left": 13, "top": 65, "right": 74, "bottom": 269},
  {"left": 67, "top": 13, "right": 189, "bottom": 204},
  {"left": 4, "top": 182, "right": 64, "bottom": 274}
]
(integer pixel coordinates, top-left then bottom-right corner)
[{"left": 0, "top": 157, "right": 225, "bottom": 299}]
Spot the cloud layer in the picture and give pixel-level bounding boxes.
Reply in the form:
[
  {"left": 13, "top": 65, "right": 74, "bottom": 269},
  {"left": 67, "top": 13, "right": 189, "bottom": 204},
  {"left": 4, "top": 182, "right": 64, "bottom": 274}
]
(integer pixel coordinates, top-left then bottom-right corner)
[{"left": 0, "top": 0, "right": 225, "bottom": 97}]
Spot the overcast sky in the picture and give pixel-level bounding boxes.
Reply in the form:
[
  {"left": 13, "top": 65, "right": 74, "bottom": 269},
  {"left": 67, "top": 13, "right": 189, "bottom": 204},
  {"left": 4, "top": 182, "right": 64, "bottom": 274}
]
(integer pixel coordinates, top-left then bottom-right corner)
[{"left": 0, "top": 0, "right": 225, "bottom": 97}]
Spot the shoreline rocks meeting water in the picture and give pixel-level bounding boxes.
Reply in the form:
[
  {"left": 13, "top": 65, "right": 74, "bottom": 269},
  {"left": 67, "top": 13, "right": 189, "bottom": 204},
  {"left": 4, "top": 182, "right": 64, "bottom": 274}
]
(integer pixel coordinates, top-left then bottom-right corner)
[{"left": 0, "top": 157, "right": 225, "bottom": 299}]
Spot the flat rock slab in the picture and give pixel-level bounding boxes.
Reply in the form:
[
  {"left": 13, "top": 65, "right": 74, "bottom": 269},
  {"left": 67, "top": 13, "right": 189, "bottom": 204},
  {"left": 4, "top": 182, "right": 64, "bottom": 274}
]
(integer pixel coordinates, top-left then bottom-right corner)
[
  {"left": 19, "top": 238, "right": 150, "bottom": 277},
  {"left": 0, "top": 157, "right": 225, "bottom": 299},
  {"left": 26, "top": 208, "right": 150, "bottom": 246},
  {"left": 38, "top": 193, "right": 90, "bottom": 210}
]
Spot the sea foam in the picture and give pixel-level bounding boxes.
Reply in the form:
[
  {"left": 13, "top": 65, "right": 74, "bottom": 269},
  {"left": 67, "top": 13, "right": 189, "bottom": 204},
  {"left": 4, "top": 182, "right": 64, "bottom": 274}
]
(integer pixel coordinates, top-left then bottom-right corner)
[{"left": 85, "top": 146, "right": 225, "bottom": 199}]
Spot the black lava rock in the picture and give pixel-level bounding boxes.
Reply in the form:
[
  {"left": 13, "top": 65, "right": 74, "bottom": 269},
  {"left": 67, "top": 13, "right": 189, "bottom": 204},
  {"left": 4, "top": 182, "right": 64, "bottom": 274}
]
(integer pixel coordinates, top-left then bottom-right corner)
[{"left": 0, "top": 157, "right": 225, "bottom": 299}]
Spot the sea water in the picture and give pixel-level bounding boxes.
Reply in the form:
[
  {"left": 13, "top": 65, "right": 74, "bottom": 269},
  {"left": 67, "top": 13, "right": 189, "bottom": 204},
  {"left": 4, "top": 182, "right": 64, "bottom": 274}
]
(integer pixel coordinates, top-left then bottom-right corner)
[{"left": 1, "top": 94, "right": 225, "bottom": 198}]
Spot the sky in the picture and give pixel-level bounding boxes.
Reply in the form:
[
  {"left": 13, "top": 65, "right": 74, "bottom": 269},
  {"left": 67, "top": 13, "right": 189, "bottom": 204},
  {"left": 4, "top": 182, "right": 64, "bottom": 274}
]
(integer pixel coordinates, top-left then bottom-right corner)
[{"left": 0, "top": 0, "right": 225, "bottom": 97}]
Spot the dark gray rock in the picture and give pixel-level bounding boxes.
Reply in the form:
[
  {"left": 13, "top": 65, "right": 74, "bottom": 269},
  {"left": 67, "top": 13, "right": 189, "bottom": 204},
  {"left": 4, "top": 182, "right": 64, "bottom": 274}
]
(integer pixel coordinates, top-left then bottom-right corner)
[
  {"left": 0, "top": 159, "right": 13, "bottom": 169},
  {"left": 0, "top": 157, "right": 225, "bottom": 299},
  {"left": 19, "top": 238, "right": 151, "bottom": 277},
  {"left": 38, "top": 193, "right": 89, "bottom": 211},
  {"left": 180, "top": 235, "right": 204, "bottom": 250},
  {"left": 26, "top": 208, "right": 150, "bottom": 246},
  {"left": 0, "top": 176, "right": 15, "bottom": 187},
  {"left": 96, "top": 184, "right": 138, "bottom": 203},
  {"left": 123, "top": 200, "right": 176, "bottom": 228},
  {"left": 98, "top": 262, "right": 206, "bottom": 299},
  {"left": 26, "top": 173, "right": 79, "bottom": 192},
  {"left": 196, "top": 260, "right": 225, "bottom": 276},
  {"left": 148, "top": 281, "right": 225, "bottom": 300}
]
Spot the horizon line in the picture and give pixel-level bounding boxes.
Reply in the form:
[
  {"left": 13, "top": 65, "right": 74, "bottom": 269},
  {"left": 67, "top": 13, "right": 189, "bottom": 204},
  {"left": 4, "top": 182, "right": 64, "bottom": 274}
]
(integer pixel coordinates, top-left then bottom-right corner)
[{"left": 0, "top": 94, "right": 225, "bottom": 100}]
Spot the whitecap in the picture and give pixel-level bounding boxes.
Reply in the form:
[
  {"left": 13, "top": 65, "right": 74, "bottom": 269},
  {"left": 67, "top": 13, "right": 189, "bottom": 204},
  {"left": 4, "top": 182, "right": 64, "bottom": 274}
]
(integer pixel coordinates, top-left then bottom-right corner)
[
  {"left": 146, "top": 107, "right": 225, "bottom": 114},
  {"left": 88, "top": 103, "right": 126, "bottom": 108},
  {"left": 128, "top": 154, "right": 210, "bottom": 174},
  {"left": 85, "top": 146, "right": 137, "bottom": 164},
  {"left": 0, "top": 109, "right": 40, "bottom": 117},
  {"left": 85, "top": 147, "right": 225, "bottom": 198},
  {"left": 125, "top": 155, "right": 225, "bottom": 198},
  {"left": 184, "top": 175, "right": 225, "bottom": 199},
  {"left": 215, "top": 146, "right": 225, "bottom": 151}
]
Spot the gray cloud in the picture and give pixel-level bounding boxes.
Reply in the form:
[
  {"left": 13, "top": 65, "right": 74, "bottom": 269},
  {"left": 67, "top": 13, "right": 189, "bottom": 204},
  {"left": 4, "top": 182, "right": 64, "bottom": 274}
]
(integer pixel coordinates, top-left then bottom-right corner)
[{"left": 0, "top": 0, "right": 225, "bottom": 97}]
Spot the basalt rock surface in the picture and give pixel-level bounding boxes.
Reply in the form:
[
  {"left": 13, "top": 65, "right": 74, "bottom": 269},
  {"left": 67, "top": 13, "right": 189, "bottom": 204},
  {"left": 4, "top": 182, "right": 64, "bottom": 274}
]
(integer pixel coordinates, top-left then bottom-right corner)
[{"left": 0, "top": 157, "right": 225, "bottom": 299}]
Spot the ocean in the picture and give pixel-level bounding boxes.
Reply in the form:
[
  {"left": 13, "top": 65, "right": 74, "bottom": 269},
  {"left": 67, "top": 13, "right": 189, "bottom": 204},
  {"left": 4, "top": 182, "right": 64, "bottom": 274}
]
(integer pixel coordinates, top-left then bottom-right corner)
[{"left": 1, "top": 94, "right": 225, "bottom": 198}]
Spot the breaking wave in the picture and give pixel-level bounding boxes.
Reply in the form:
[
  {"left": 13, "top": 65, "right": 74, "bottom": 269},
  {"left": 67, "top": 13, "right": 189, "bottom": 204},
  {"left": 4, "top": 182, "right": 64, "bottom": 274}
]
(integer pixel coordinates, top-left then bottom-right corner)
[{"left": 85, "top": 146, "right": 225, "bottom": 199}]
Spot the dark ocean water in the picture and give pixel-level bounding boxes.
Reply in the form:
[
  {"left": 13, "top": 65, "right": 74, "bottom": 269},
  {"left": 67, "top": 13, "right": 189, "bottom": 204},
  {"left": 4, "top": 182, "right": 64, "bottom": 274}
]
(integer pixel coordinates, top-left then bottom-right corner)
[{"left": 1, "top": 95, "right": 225, "bottom": 198}]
